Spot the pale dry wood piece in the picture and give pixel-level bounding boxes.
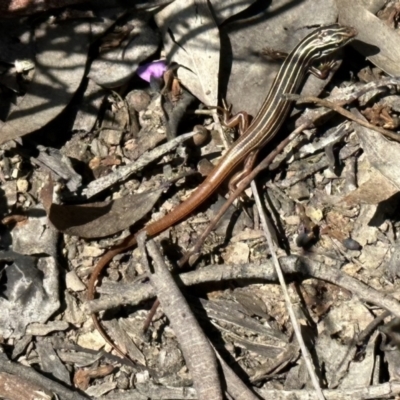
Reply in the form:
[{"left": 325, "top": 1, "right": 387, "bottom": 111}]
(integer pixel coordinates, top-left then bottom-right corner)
[
  {"left": 135, "top": 382, "right": 197, "bottom": 398},
  {"left": 36, "top": 340, "right": 71, "bottom": 385},
  {"left": 103, "top": 319, "right": 146, "bottom": 366},
  {"left": 138, "top": 233, "right": 223, "bottom": 400},
  {"left": 343, "top": 107, "right": 400, "bottom": 205},
  {"left": 198, "top": 298, "right": 287, "bottom": 342},
  {"left": 33, "top": 146, "right": 82, "bottom": 192},
  {"left": 251, "top": 344, "right": 301, "bottom": 383}
]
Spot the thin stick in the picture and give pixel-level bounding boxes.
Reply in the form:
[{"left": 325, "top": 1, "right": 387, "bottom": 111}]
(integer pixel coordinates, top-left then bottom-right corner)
[
  {"left": 251, "top": 180, "right": 325, "bottom": 400},
  {"left": 138, "top": 232, "right": 223, "bottom": 400},
  {"left": 289, "top": 95, "right": 400, "bottom": 142},
  {"left": 87, "top": 256, "right": 400, "bottom": 318},
  {"left": 0, "top": 353, "right": 89, "bottom": 400}
]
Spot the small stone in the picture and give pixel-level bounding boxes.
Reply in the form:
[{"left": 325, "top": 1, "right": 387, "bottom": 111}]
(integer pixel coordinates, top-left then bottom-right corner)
[
  {"left": 324, "top": 169, "right": 338, "bottom": 179},
  {"left": 289, "top": 181, "right": 310, "bottom": 201},
  {"left": 284, "top": 215, "right": 301, "bottom": 225},
  {"left": 77, "top": 331, "right": 105, "bottom": 351},
  {"left": 306, "top": 206, "right": 323, "bottom": 223},
  {"left": 16, "top": 178, "right": 29, "bottom": 193},
  {"left": 90, "top": 138, "right": 108, "bottom": 158},
  {"left": 65, "top": 270, "right": 86, "bottom": 292},
  {"left": 67, "top": 244, "right": 77, "bottom": 260},
  {"left": 2, "top": 181, "right": 17, "bottom": 207},
  {"left": 126, "top": 89, "right": 151, "bottom": 112},
  {"left": 192, "top": 125, "right": 209, "bottom": 147},
  {"left": 223, "top": 242, "right": 249, "bottom": 264},
  {"left": 342, "top": 237, "right": 362, "bottom": 251},
  {"left": 136, "top": 371, "right": 150, "bottom": 384},
  {"left": 99, "top": 129, "right": 123, "bottom": 146},
  {"left": 88, "top": 156, "right": 101, "bottom": 170},
  {"left": 81, "top": 246, "right": 104, "bottom": 258}
]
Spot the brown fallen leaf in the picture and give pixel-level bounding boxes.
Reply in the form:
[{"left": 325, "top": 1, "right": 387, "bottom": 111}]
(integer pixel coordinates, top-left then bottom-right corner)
[
  {"left": 74, "top": 364, "right": 115, "bottom": 391},
  {"left": 344, "top": 168, "right": 398, "bottom": 206},
  {"left": 40, "top": 177, "right": 164, "bottom": 239},
  {"left": 1, "top": 214, "right": 28, "bottom": 226}
]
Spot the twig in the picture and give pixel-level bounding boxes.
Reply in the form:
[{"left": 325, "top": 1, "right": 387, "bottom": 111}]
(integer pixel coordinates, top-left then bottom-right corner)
[
  {"left": 251, "top": 181, "right": 325, "bottom": 400},
  {"left": 356, "top": 310, "right": 391, "bottom": 345},
  {"left": 0, "top": 353, "right": 89, "bottom": 400},
  {"left": 334, "top": 77, "right": 400, "bottom": 104},
  {"left": 211, "top": 343, "right": 261, "bottom": 400},
  {"left": 86, "top": 256, "right": 400, "bottom": 318},
  {"left": 212, "top": 108, "right": 232, "bottom": 150},
  {"left": 82, "top": 130, "right": 198, "bottom": 198},
  {"left": 181, "top": 77, "right": 400, "bottom": 262},
  {"left": 137, "top": 232, "right": 223, "bottom": 400},
  {"left": 288, "top": 95, "right": 400, "bottom": 142},
  {"left": 278, "top": 142, "right": 359, "bottom": 188}
]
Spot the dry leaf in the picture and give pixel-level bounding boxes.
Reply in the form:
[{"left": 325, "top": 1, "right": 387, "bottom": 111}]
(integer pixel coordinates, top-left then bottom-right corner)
[
  {"left": 0, "top": 20, "right": 90, "bottom": 145},
  {"left": 155, "top": 0, "right": 220, "bottom": 106},
  {"left": 0, "top": 251, "right": 60, "bottom": 338},
  {"left": 344, "top": 168, "right": 398, "bottom": 205},
  {"left": 344, "top": 109, "right": 400, "bottom": 205},
  {"left": 89, "top": 18, "right": 159, "bottom": 88},
  {"left": 210, "top": 0, "right": 255, "bottom": 25},
  {"left": 41, "top": 178, "right": 163, "bottom": 238}
]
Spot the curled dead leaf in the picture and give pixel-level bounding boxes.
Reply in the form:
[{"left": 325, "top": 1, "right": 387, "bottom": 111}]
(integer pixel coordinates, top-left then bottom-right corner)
[{"left": 40, "top": 177, "right": 163, "bottom": 239}]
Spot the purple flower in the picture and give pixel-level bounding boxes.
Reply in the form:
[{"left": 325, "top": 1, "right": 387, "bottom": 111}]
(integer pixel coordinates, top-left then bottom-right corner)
[{"left": 137, "top": 60, "right": 168, "bottom": 82}]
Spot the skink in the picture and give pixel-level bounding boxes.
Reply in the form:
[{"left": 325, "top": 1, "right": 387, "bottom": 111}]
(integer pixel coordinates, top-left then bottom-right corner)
[{"left": 87, "top": 24, "right": 357, "bottom": 359}]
